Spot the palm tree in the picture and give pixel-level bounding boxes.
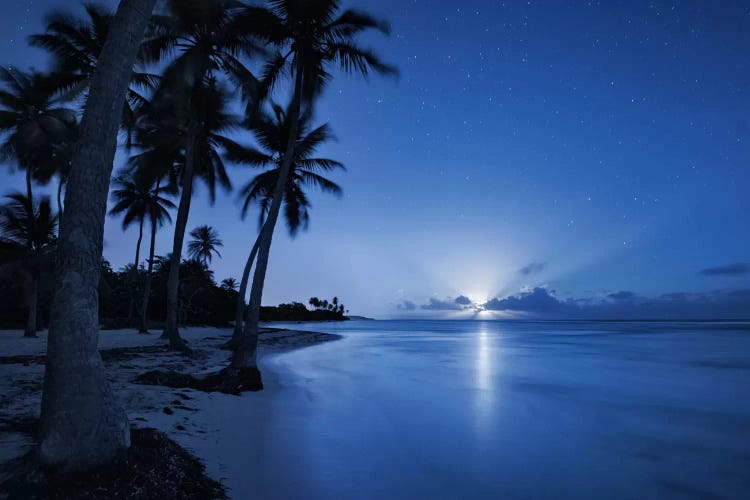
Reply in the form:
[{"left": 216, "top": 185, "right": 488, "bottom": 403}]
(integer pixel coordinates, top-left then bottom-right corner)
[
  {"left": 221, "top": 277, "right": 238, "bottom": 291},
  {"left": 187, "top": 225, "right": 223, "bottom": 265},
  {"left": 38, "top": 0, "right": 158, "bottom": 471},
  {"left": 137, "top": 179, "right": 174, "bottom": 334},
  {"left": 110, "top": 176, "right": 149, "bottom": 272},
  {"left": 0, "top": 193, "right": 58, "bottom": 337},
  {"left": 28, "top": 3, "right": 158, "bottom": 136},
  {"left": 109, "top": 173, "right": 175, "bottom": 326},
  {"left": 109, "top": 175, "right": 146, "bottom": 324},
  {"left": 132, "top": 77, "right": 252, "bottom": 350},
  {"left": 231, "top": 0, "right": 396, "bottom": 368},
  {"left": 226, "top": 102, "right": 344, "bottom": 345},
  {"left": 139, "top": 0, "right": 262, "bottom": 350},
  {"left": 0, "top": 68, "right": 77, "bottom": 207}
]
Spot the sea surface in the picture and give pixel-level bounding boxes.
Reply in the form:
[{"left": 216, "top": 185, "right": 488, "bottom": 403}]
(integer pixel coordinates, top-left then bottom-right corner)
[{"left": 206, "top": 320, "right": 750, "bottom": 499}]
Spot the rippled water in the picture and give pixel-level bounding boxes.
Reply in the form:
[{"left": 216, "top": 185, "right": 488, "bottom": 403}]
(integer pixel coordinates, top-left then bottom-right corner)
[{"left": 209, "top": 320, "right": 750, "bottom": 499}]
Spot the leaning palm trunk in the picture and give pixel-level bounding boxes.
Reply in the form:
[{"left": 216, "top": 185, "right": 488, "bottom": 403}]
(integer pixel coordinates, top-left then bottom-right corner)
[
  {"left": 24, "top": 270, "right": 38, "bottom": 338},
  {"left": 162, "top": 123, "right": 197, "bottom": 351},
  {"left": 56, "top": 177, "right": 64, "bottom": 218},
  {"left": 232, "top": 71, "right": 303, "bottom": 369},
  {"left": 25, "top": 167, "right": 34, "bottom": 215},
  {"left": 24, "top": 167, "right": 35, "bottom": 246},
  {"left": 227, "top": 229, "right": 263, "bottom": 347},
  {"left": 139, "top": 211, "right": 158, "bottom": 333},
  {"left": 127, "top": 217, "right": 144, "bottom": 324},
  {"left": 39, "top": 0, "right": 157, "bottom": 471}
]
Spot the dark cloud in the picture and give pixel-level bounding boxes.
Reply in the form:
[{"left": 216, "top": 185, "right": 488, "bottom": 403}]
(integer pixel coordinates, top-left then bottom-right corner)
[
  {"left": 519, "top": 262, "right": 546, "bottom": 276},
  {"left": 420, "top": 297, "right": 467, "bottom": 311},
  {"left": 608, "top": 291, "right": 637, "bottom": 301},
  {"left": 700, "top": 263, "right": 750, "bottom": 276},
  {"left": 483, "top": 287, "right": 567, "bottom": 313},
  {"left": 454, "top": 295, "right": 472, "bottom": 305},
  {"left": 480, "top": 287, "right": 750, "bottom": 320},
  {"left": 396, "top": 300, "right": 416, "bottom": 311}
]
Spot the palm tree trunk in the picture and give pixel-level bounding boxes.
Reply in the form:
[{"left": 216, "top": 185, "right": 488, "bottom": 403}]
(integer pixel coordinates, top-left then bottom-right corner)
[
  {"left": 162, "top": 123, "right": 197, "bottom": 351},
  {"left": 139, "top": 203, "right": 159, "bottom": 334},
  {"left": 57, "top": 176, "right": 64, "bottom": 218},
  {"left": 25, "top": 167, "right": 33, "bottom": 208},
  {"left": 232, "top": 68, "right": 304, "bottom": 369},
  {"left": 228, "top": 229, "right": 262, "bottom": 347},
  {"left": 24, "top": 166, "right": 35, "bottom": 250},
  {"left": 38, "top": 0, "right": 157, "bottom": 471},
  {"left": 24, "top": 271, "right": 38, "bottom": 338},
  {"left": 127, "top": 217, "right": 144, "bottom": 323}
]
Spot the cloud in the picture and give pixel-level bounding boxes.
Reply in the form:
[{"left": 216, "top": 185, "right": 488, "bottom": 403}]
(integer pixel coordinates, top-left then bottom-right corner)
[
  {"left": 700, "top": 263, "right": 750, "bottom": 276},
  {"left": 396, "top": 300, "right": 416, "bottom": 311},
  {"left": 608, "top": 291, "right": 637, "bottom": 301},
  {"left": 519, "top": 262, "right": 546, "bottom": 276},
  {"left": 396, "top": 285, "right": 750, "bottom": 319},
  {"left": 479, "top": 287, "right": 750, "bottom": 320},
  {"left": 420, "top": 297, "right": 468, "bottom": 311},
  {"left": 483, "top": 287, "right": 567, "bottom": 313},
  {"left": 454, "top": 295, "right": 472, "bottom": 305}
]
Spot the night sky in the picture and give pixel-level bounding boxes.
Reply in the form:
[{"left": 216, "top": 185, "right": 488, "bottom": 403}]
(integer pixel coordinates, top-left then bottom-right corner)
[{"left": 1, "top": 0, "right": 749, "bottom": 319}]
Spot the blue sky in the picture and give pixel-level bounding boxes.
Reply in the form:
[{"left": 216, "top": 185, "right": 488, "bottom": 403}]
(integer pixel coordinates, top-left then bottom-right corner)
[{"left": 1, "top": 0, "right": 749, "bottom": 318}]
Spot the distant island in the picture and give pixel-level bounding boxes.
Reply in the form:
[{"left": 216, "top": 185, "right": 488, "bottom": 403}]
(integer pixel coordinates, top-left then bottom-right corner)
[{"left": 260, "top": 297, "right": 351, "bottom": 322}]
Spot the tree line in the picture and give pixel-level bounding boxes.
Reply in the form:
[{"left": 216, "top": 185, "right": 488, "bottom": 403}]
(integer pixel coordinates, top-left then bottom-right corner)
[{"left": 0, "top": 0, "right": 394, "bottom": 472}]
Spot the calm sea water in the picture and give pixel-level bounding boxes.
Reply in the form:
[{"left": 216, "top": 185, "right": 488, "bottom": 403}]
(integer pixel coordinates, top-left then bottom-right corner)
[{"left": 211, "top": 320, "right": 750, "bottom": 499}]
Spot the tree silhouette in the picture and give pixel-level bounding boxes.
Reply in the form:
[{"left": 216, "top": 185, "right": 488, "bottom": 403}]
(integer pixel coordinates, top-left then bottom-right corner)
[
  {"left": 232, "top": 0, "right": 396, "bottom": 368},
  {"left": 27, "top": 3, "right": 157, "bottom": 137},
  {"left": 0, "top": 68, "right": 77, "bottom": 208},
  {"left": 221, "top": 277, "right": 238, "bottom": 291},
  {"left": 37, "top": 0, "right": 158, "bottom": 469},
  {"left": 109, "top": 173, "right": 175, "bottom": 324},
  {"left": 0, "top": 193, "right": 58, "bottom": 337},
  {"left": 187, "top": 225, "right": 223, "bottom": 265}
]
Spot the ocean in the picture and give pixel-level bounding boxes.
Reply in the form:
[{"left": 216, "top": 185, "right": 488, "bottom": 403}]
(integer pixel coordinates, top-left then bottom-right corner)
[{"left": 214, "top": 320, "right": 750, "bottom": 498}]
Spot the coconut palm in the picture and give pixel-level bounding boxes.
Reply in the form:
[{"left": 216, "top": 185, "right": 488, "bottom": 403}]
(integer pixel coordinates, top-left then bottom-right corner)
[
  {"left": 0, "top": 68, "right": 77, "bottom": 207},
  {"left": 132, "top": 77, "right": 255, "bottom": 350},
  {"left": 28, "top": 3, "right": 159, "bottom": 135},
  {"left": 109, "top": 173, "right": 175, "bottom": 325},
  {"left": 231, "top": 0, "right": 396, "bottom": 367},
  {"left": 236, "top": 105, "right": 344, "bottom": 234},
  {"left": 39, "top": 0, "right": 158, "bottom": 470},
  {"left": 137, "top": 181, "right": 175, "bottom": 334},
  {"left": 187, "top": 225, "right": 223, "bottom": 265},
  {"left": 139, "top": 0, "right": 263, "bottom": 350},
  {"left": 226, "top": 102, "right": 344, "bottom": 345},
  {"left": 221, "top": 277, "right": 238, "bottom": 291},
  {"left": 0, "top": 193, "right": 58, "bottom": 337},
  {"left": 142, "top": 0, "right": 259, "bottom": 85}
]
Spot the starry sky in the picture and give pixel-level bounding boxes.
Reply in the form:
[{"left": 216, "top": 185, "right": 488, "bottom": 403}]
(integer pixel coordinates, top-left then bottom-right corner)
[{"left": 1, "top": 0, "right": 749, "bottom": 319}]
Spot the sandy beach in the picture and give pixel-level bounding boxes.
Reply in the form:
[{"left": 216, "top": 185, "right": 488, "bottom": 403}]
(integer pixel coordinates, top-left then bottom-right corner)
[{"left": 0, "top": 326, "right": 341, "bottom": 491}]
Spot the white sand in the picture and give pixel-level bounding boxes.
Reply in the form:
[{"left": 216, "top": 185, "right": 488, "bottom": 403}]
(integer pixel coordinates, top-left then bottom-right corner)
[{"left": 0, "top": 326, "right": 341, "bottom": 482}]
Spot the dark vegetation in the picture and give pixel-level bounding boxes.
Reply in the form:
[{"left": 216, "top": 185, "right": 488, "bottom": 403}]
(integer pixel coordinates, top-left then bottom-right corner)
[
  {"left": 0, "top": 256, "right": 349, "bottom": 329},
  {"left": 134, "top": 366, "right": 263, "bottom": 395},
  {"left": 261, "top": 296, "right": 349, "bottom": 321},
  {"left": 2, "top": 427, "right": 226, "bottom": 499}
]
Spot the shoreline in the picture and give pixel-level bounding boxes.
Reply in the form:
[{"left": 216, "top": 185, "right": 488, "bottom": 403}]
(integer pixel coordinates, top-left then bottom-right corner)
[{"left": 0, "top": 326, "right": 342, "bottom": 492}]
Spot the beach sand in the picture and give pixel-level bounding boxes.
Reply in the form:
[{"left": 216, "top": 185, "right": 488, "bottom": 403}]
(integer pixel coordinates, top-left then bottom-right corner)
[{"left": 0, "top": 326, "right": 341, "bottom": 487}]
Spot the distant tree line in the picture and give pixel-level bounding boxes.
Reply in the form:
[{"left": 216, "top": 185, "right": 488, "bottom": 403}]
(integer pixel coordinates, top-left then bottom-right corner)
[{"left": 0, "top": 255, "right": 350, "bottom": 328}]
